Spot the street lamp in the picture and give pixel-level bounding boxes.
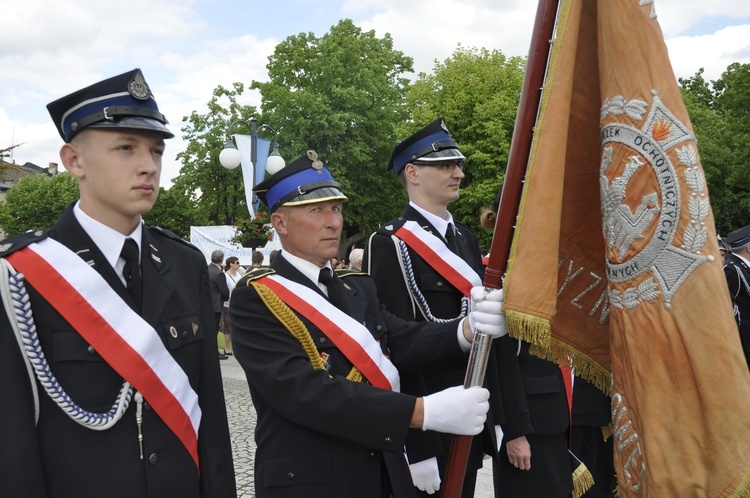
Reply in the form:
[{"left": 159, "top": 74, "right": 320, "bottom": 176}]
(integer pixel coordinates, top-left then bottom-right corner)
[{"left": 219, "top": 117, "right": 285, "bottom": 175}]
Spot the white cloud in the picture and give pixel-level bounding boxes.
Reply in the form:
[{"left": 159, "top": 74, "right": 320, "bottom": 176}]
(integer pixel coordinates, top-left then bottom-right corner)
[{"left": 1, "top": 0, "right": 749, "bottom": 188}]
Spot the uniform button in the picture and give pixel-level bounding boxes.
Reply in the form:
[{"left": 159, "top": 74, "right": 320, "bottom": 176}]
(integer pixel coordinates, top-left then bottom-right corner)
[
  {"left": 370, "top": 452, "right": 376, "bottom": 457},
  {"left": 182, "top": 330, "right": 189, "bottom": 339},
  {"left": 34, "top": 231, "right": 44, "bottom": 237},
  {"left": 149, "top": 453, "right": 158, "bottom": 465},
  {"left": 87, "top": 345, "right": 96, "bottom": 355},
  {"left": 383, "top": 437, "right": 392, "bottom": 445},
  {"left": 375, "top": 325, "right": 383, "bottom": 331},
  {"left": 320, "top": 337, "right": 327, "bottom": 343},
  {"left": 287, "top": 472, "right": 295, "bottom": 480},
  {"left": 144, "top": 402, "right": 152, "bottom": 411},
  {"left": 437, "top": 282, "right": 443, "bottom": 287}
]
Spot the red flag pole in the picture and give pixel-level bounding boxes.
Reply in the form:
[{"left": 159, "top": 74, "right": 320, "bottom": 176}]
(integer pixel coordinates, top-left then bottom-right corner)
[{"left": 441, "top": 1, "right": 561, "bottom": 496}]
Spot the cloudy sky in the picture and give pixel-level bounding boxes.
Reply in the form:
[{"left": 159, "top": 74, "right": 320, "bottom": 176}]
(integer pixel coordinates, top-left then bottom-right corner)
[{"left": 2, "top": 0, "right": 749, "bottom": 186}]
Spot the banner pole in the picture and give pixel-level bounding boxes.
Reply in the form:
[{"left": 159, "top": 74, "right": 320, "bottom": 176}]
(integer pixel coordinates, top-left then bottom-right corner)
[{"left": 441, "top": 0, "right": 561, "bottom": 495}]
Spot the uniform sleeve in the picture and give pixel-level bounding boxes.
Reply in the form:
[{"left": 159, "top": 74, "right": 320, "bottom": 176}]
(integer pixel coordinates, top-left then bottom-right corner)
[
  {"left": 0, "top": 305, "right": 48, "bottom": 497},
  {"left": 493, "top": 336, "right": 533, "bottom": 440},
  {"left": 230, "top": 281, "right": 418, "bottom": 453},
  {"left": 724, "top": 262, "right": 742, "bottom": 299}
]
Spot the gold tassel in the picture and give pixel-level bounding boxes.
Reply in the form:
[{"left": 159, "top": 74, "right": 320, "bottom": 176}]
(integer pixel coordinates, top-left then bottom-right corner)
[
  {"left": 601, "top": 423, "right": 613, "bottom": 442},
  {"left": 572, "top": 461, "right": 595, "bottom": 498}
]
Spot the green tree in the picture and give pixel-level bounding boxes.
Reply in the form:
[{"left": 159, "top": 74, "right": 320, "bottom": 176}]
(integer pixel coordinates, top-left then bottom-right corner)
[
  {"left": 680, "top": 63, "right": 750, "bottom": 234},
  {"left": 172, "top": 83, "right": 255, "bottom": 227},
  {"left": 0, "top": 173, "right": 79, "bottom": 236},
  {"left": 251, "top": 19, "right": 414, "bottom": 255},
  {"left": 143, "top": 186, "right": 197, "bottom": 239},
  {"left": 404, "top": 46, "right": 526, "bottom": 250}
]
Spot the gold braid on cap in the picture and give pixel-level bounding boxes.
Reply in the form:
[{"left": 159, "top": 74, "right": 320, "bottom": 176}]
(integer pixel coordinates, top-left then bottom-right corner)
[{"left": 251, "top": 282, "right": 362, "bottom": 383}]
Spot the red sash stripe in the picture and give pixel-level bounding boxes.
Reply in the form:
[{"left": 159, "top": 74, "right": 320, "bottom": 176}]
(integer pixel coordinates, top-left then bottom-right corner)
[
  {"left": 7, "top": 240, "right": 200, "bottom": 469},
  {"left": 394, "top": 221, "right": 482, "bottom": 297},
  {"left": 259, "top": 275, "right": 399, "bottom": 391}
]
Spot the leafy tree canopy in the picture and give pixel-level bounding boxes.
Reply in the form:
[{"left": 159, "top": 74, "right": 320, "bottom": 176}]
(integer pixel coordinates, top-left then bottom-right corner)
[
  {"left": 143, "top": 186, "right": 197, "bottom": 239},
  {"left": 172, "top": 83, "right": 256, "bottom": 227},
  {"left": 251, "top": 19, "right": 415, "bottom": 254},
  {"left": 404, "top": 46, "right": 526, "bottom": 250},
  {"left": 680, "top": 63, "right": 750, "bottom": 235},
  {"left": 0, "top": 172, "right": 79, "bottom": 236}
]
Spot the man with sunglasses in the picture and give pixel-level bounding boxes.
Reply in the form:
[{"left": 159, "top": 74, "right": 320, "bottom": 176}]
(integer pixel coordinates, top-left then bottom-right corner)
[{"left": 364, "top": 118, "right": 529, "bottom": 497}]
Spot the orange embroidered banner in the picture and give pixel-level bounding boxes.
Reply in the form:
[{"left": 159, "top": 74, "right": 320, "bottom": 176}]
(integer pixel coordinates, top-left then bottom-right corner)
[{"left": 502, "top": 0, "right": 750, "bottom": 495}]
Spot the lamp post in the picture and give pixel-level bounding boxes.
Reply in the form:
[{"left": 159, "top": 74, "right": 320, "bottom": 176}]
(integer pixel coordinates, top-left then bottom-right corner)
[
  {"left": 219, "top": 117, "right": 285, "bottom": 251},
  {"left": 219, "top": 117, "right": 285, "bottom": 175}
]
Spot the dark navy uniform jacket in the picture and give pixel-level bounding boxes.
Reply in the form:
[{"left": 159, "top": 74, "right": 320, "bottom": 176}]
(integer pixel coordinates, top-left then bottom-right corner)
[
  {"left": 724, "top": 252, "right": 750, "bottom": 368},
  {"left": 0, "top": 205, "right": 236, "bottom": 497},
  {"left": 365, "top": 204, "right": 530, "bottom": 481},
  {"left": 229, "top": 253, "right": 470, "bottom": 498}
]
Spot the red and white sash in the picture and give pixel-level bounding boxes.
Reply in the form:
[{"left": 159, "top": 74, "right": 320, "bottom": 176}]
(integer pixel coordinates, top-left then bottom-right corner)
[
  {"left": 258, "top": 274, "right": 400, "bottom": 392},
  {"left": 6, "top": 238, "right": 201, "bottom": 469},
  {"left": 393, "top": 221, "right": 482, "bottom": 297}
]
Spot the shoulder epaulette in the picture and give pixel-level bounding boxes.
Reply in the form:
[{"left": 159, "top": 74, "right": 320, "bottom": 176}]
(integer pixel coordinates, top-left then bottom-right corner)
[
  {"left": 149, "top": 226, "right": 201, "bottom": 253},
  {"left": 0, "top": 229, "right": 50, "bottom": 257},
  {"left": 237, "top": 267, "right": 276, "bottom": 286},
  {"left": 376, "top": 217, "right": 407, "bottom": 236},
  {"left": 335, "top": 268, "right": 368, "bottom": 279},
  {"left": 149, "top": 226, "right": 191, "bottom": 244}
]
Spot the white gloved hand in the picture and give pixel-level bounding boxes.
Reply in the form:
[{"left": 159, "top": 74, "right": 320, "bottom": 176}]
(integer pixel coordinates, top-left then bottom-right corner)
[
  {"left": 422, "top": 385, "right": 489, "bottom": 435},
  {"left": 409, "top": 457, "right": 441, "bottom": 494},
  {"left": 468, "top": 287, "right": 507, "bottom": 338}
]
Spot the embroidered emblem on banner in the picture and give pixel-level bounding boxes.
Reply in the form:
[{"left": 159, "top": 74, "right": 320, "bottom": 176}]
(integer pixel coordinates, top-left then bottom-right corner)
[{"left": 600, "top": 90, "right": 710, "bottom": 309}]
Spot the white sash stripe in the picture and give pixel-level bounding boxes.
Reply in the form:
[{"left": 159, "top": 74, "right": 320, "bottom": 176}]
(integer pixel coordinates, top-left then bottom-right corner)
[
  {"left": 399, "top": 221, "right": 483, "bottom": 288},
  {"left": 265, "top": 274, "right": 400, "bottom": 392},
  {"left": 28, "top": 238, "right": 201, "bottom": 433}
]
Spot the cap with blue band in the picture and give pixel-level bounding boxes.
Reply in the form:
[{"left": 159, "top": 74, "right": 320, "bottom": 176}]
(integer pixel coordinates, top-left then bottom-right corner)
[
  {"left": 47, "top": 68, "right": 173, "bottom": 142},
  {"left": 387, "top": 117, "right": 466, "bottom": 174},
  {"left": 254, "top": 150, "right": 347, "bottom": 213}
]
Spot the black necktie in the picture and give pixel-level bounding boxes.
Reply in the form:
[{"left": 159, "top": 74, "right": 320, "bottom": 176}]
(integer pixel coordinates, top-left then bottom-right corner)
[
  {"left": 445, "top": 224, "right": 459, "bottom": 255},
  {"left": 318, "top": 268, "right": 347, "bottom": 313},
  {"left": 121, "top": 238, "right": 142, "bottom": 311}
]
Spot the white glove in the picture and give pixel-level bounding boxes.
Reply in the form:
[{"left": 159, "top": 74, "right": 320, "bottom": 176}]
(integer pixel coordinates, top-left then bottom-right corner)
[
  {"left": 409, "top": 457, "right": 441, "bottom": 494},
  {"left": 422, "top": 385, "right": 489, "bottom": 435},
  {"left": 468, "top": 287, "right": 508, "bottom": 338}
]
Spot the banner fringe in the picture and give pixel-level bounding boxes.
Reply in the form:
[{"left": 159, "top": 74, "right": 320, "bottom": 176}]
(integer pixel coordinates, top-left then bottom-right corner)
[
  {"left": 528, "top": 338, "right": 612, "bottom": 396},
  {"left": 572, "top": 461, "right": 595, "bottom": 498},
  {"left": 729, "top": 465, "right": 750, "bottom": 498},
  {"left": 506, "top": 309, "right": 551, "bottom": 347}
]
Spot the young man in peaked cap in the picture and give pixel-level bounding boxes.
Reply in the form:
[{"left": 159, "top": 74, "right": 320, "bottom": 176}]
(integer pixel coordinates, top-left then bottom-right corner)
[
  {"left": 0, "top": 69, "right": 236, "bottom": 497},
  {"left": 229, "top": 150, "right": 508, "bottom": 498},
  {"left": 723, "top": 224, "right": 750, "bottom": 369},
  {"left": 364, "top": 118, "right": 531, "bottom": 497}
]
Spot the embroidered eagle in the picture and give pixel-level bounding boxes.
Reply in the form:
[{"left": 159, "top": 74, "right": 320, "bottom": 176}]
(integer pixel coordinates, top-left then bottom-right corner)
[{"left": 601, "top": 151, "right": 661, "bottom": 260}]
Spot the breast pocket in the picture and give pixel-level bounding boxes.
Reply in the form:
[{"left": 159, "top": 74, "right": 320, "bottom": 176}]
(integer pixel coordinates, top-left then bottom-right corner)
[{"left": 419, "top": 272, "right": 456, "bottom": 294}]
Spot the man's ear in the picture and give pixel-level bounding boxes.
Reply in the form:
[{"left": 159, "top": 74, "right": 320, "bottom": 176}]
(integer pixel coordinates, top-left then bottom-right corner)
[
  {"left": 60, "top": 142, "right": 85, "bottom": 180},
  {"left": 404, "top": 162, "right": 419, "bottom": 184},
  {"left": 271, "top": 211, "right": 287, "bottom": 236}
]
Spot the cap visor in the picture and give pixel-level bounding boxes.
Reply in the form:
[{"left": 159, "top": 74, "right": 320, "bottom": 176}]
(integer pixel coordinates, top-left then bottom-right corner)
[
  {"left": 88, "top": 117, "right": 174, "bottom": 139},
  {"left": 283, "top": 186, "right": 348, "bottom": 207},
  {"left": 415, "top": 148, "right": 466, "bottom": 161}
]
